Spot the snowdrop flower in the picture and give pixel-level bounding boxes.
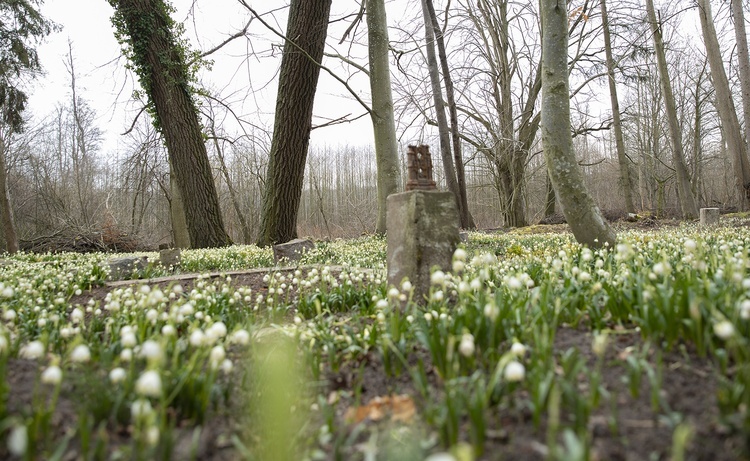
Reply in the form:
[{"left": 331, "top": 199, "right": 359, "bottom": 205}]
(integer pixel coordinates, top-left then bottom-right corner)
[
  {"left": 120, "top": 348, "right": 133, "bottom": 362},
  {"left": 230, "top": 329, "right": 250, "bottom": 346},
  {"left": 510, "top": 342, "right": 527, "bottom": 358},
  {"left": 453, "top": 248, "right": 467, "bottom": 261},
  {"left": 161, "top": 324, "right": 176, "bottom": 336},
  {"left": 209, "top": 321, "right": 227, "bottom": 338},
  {"left": 20, "top": 341, "right": 45, "bottom": 360},
  {"left": 70, "top": 308, "right": 84, "bottom": 324},
  {"left": 714, "top": 321, "right": 735, "bottom": 340},
  {"left": 70, "top": 344, "right": 91, "bottom": 363},
  {"left": 430, "top": 270, "right": 445, "bottom": 286},
  {"left": 220, "top": 358, "right": 233, "bottom": 374},
  {"left": 503, "top": 361, "right": 525, "bottom": 382},
  {"left": 425, "top": 452, "right": 457, "bottom": 461},
  {"left": 401, "top": 280, "right": 413, "bottom": 293},
  {"left": 145, "top": 426, "right": 159, "bottom": 445},
  {"left": 189, "top": 329, "right": 206, "bottom": 347},
  {"left": 139, "top": 340, "right": 164, "bottom": 363},
  {"left": 7, "top": 424, "right": 27, "bottom": 456},
  {"left": 135, "top": 370, "right": 162, "bottom": 397},
  {"left": 484, "top": 303, "right": 499, "bottom": 321},
  {"left": 41, "top": 365, "right": 63, "bottom": 385},
  {"left": 2, "top": 286, "right": 14, "bottom": 298},
  {"left": 431, "top": 290, "right": 444, "bottom": 302},
  {"left": 3, "top": 309, "right": 16, "bottom": 321},
  {"left": 109, "top": 367, "right": 127, "bottom": 384},
  {"left": 121, "top": 332, "right": 137, "bottom": 348},
  {"left": 0, "top": 335, "right": 7, "bottom": 354},
  {"left": 376, "top": 299, "right": 388, "bottom": 310},
  {"left": 209, "top": 345, "right": 226, "bottom": 368},
  {"left": 741, "top": 300, "right": 750, "bottom": 320},
  {"left": 387, "top": 287, "right": 400, "bottom": 299},
  {"left": 131, "top": 398, "right": 153, "bottom": 419},
  {"left": 507, "top": 276, "right": 522, "bottom": 290},
  {"left": 684, "top": 239, "right": 697, "bottom": 252},
  {"left": 592, "top": 332, "right": 609, "bottom": 357},
  {"left": 458, "top": 333, "right": 475, "bottom": 357}
]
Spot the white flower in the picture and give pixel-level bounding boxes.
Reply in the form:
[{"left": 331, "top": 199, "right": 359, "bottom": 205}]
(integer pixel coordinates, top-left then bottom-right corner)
[
  {"left": 401, "top": 280, "right": 413, "bottom": 292},
  {"left": 431, "top": 290, "right": 444, "bottom": 302},
  {"left": 145, "top": 426, "right": 159, "bottom": 445},
  {"left": 70, "top": 344, "right": 91, "bottom": 363},
  {"left": 120, "top": 348, "right": 133, "bottom": 362},
  {"left": 453, "top": 248, "right": 467, "bottom": 261},
  {"left": 430, "top": 270, "right": 445, "bottom": 286},
  {"left": 376, "top": 299, "right": 388, "bottom": 310},
  {"left": 161, "top": 325, "right": 176, "bottom": 336},
  {"left": 483, "top": 303, "right": 499, "bottom": 321},
  {"left": 684, "top": 239, "right": 697, "bottom": 252},
  {"left": 121, "top": 332, "right": 137, "bottom": 348},
  {"left": 208, "top": 321, "right": 227, "bottom": 338},
  {"left": 139, "top": 340, "right": 164, "bottom": 363},
  {"left": 458, "top": 333, "right": 475, "bottom": 357},
  {"left": 452, "top": 260, "right": 465, "bottom": 273},
  {"left": 20, "top": 341, "right": 45, "bottom": 360},
  {"left": 135, "top": 370, "right": 162, "bottom": 397},
  {"left": 7, "top": 424, "right": 27, "bottom": 456},
  {"left": 131, "top": 398, "right": 153, "bottom": 419},
  {"left": 2, "top": 286, "right": 14, "bottom": 298},
  {"left": 230, "top": 329, "right": 250, "bottom": 346},
  {"left": 209, "top": 345, "right": 226, "bottom": 368},
  {"left": 507, "top": 276, "right": 522, "bottom": 290},
  {"left": 189, "top": 329, "right": 206, "bottom": 347},
  {"left": 41, "top": 365, "right": 63, "bottom": 385},
  {"left": 425, "top": 452, "right": 457, "bottom": 461},
  {"left": 0, "top": 335, "right": 6, "bottom": 354},
  {"left": 741, "top": 300, "right": 750, "bottom": 320},
  {"left": 714, "top": 321, "right": 735, "bottom": 340},
  {"left": 592, "top": 333, "right": 608, "bottom": 357},
  {"left": 387, "top": 287, "right": 400, "bottom": 299},
  {"left": 503, "top": 361, "right": 525, "bottom": 382},
  {"left": 510, "top": 342, "right": 527, "bottom": 357},
  {"left": 3, "top": 309, "right": 16, "bottom": 321},
  {"left": 70, "top": 308, "right": 84, "bottom": 324},
  {"left": 109, "top": 367, "right": 127, "bottom": 384}
]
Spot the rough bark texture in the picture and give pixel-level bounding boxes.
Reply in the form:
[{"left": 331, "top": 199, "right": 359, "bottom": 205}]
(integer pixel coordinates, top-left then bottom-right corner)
[
  {"left": 646, "top": 0, "right": 700, "bottom": 219},
  {"left": 600, "top": 0, "right": 635, "bottom": 214},
  {"left": 169, "top": 160, "right": 190, "bottom": 249},
  {"left": 420, "top": 0, "right": 464, "bottom": 226},
  {"left": 699, "top": 0, "right": 750, "bottom": 210},
  {"left": 731, "top": 0, "right": 750, "bottom": 153},
  {"left": 111, "top": 0, "right": 232, "bottom": 248},
  {"left": 540, "top": 0, "right": 615, "bottom": 249},
  {"left": 367, "top": 0, "right": 401, "bottom": 235},
  {"left": 257, "top": 0, "right": 332, "bottom": 246},
  {"left": 0, "top": 137, "right": 18, "bottom": 253},
  {"left": 425, "top": 0, "right": 474, "bottom": 229}
]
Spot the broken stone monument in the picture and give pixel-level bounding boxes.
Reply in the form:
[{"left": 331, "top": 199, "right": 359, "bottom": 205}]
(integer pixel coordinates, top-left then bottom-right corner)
[
  {"left": 273, "top": 238, "right": 315, "bottom": 263},
  {"left": 387, "top": 145, "right": 460, "bottom": 303},
  {"left": 108, "top": 256, "right": 149, "bottom": 281},
  {"left": 700, "top": 207, "right": 719, "bottom": 226}
]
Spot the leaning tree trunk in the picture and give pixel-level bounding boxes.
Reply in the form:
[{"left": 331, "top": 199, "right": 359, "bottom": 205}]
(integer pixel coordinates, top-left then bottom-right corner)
[
  {"left": 731, "top": 0, "right": 750, "bottom": 152},
  {"left": 425, "top": 0, "right": 474, "bottom": 229},
  {"left": 367, "top": 0, "right": 400, "bottom": 235},
  {"left": 646, "top": 0, "right": 700, "bottom": 218},
  {"left": 699, "top": 0, "right": 750, "bottom": 210},
  {"left": 169, "top": 159, "right": 191, "bottom": 249},
  {"left": 109, "top": 0, "right": 232, "bottom": 248},
  {"left": 257, "top": 0, "right": 333, "bottom": 246},
  {"left": 540, "top": 0, "right": 616, "bottom": 249},
  {"left": 601, "top": 0, "right": 635, "bottom": 214},
  {"left": 420, "top": 0, "right": 465, "bottom": 226},
  {"left": 0, "top": 137, "right": 18, "bottom": 253}
]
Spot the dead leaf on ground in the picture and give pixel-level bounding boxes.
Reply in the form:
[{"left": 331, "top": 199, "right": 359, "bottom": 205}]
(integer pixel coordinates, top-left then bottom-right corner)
[{"left": 344, "top": 394, "right": 416, "bottom": 424}]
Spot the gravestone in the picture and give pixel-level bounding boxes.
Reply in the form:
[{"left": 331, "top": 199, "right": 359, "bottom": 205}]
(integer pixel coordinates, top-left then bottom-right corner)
[
  {"left": 108, "top": 256, "right": 149, "bottom": 281},
  {"left": 159, "top": 248, "right": 181, "bottom": 269},
  {"left": 387, "top": 145, "right": 459, "bottom": 303},
  {"left": 700, "top": 207, "right": 719, "bottom": 226},
  {"left": 273, "top": 238, "right": 315, "bottom": 263}
]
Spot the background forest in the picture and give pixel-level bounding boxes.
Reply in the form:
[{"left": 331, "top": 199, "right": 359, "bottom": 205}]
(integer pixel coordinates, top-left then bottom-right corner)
[{"left": 1, "top": 0, "right": 747, "bottom": 250}]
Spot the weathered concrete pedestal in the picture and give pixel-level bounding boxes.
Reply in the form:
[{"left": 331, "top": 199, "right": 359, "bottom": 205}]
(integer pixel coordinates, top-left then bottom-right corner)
[
  {"left": 387, "top": 190, "right": 459, "bottom": 303},
  {"left": 700, "top": 207, "right": 720, "bottom": 226}
]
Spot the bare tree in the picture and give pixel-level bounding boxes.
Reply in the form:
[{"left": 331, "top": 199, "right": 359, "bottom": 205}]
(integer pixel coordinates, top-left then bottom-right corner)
[
  {"left": 540, "top": 0, "right": 615, "bottom": 248},
  {"left": 645, "top": 0, "right": 699, "bottom": 218}
]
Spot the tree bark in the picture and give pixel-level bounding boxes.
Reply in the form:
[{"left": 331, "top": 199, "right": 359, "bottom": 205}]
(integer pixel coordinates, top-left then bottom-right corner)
[
  {"left": 731, "top": 0, "right": 750, "bottom": 151},
  {"left": 699, "top": 0, "right": 750, "bottom": 210},
  {"left": 366, "top": 0, "right": 400, "bottom": 235},
  {"left": 540, "top": 0, "right": 615, "bottom": 249},
  {"left": 257, "top": 0, "right": 333, "bottom": 246},
  {"left": 600, "top": 0, "right": 635, "bottom": 214},
  {"left": 645, "top": 0, "right": 700, "bottom": 218},
  {"left": 0, "top": 136, "right": 18, "bottom": 253},
  {"left": 110, "top": 0, "right": 232, "bottom": 248},
  {"left": 169, "top": 159, "right": 191, "bottom": 249},
  {"left": 420, "top": 0, "right": 465, "bottom": 226},
  {"left": 425, "top": 0, "right": 474, "bottom": 229}
]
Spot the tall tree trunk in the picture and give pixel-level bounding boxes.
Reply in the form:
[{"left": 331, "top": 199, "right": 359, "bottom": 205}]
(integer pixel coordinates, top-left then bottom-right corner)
[
  {"left": 645, "top": 0, "right": 700, "bottom": 218},
  {"left": 0, "top": 137, "right": 18, "bottom": 253},
  {"left": 257, "top": 0, "right": 333, "bottom": 246},
  {"left": 600, "top": 0, "right": 635, "bottom": 214},
  {"left": 420, "top": 0, "right": 464, "bottom": 225},
  {"left": 698, "top": 0, "right": 750, "bottom": 210},
  {"left": 540, "top": 0, "right": 615, "bottom": 249},
  {"left": 109, "top": 0, "right": 232, "bottom": 248},
  {"left": 212, "top": 133, "right": 252, "bottom": 244},
  {"left": 424, "top": 0, "right": 474, "bottom": 229},
  {"left": 169, "top": 159, "right": 191, "bottom": 249},
  {"left": 731, "top": 0, "right": 750, "bottom": 149},
  {"left": 367, "top": 0, "right": 400, "bottom": 235}
]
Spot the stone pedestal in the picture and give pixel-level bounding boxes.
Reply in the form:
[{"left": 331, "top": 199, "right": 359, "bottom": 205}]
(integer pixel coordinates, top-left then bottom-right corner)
[
  {"left": 700, "top": 207, "right": 720, "bottom": 226},
  {"left": 387, "top": 190, "right": 459, "bottom": 303}
]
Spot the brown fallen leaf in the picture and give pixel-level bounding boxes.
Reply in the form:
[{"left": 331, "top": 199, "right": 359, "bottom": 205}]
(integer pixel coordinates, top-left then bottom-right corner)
[{"left": 344, "top": 394, "right": 417, "bottom": 424}]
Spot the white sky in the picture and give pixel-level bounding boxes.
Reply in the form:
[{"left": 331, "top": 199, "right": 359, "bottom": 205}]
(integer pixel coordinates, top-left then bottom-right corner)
[{"left": 29, "top": 0, "right": 393, "bottom": 157}]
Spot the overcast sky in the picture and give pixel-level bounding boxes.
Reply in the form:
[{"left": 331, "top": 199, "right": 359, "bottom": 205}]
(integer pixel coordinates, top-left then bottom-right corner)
[{"left": 28, "top": 0, "right": 394, "bottom": 157}]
